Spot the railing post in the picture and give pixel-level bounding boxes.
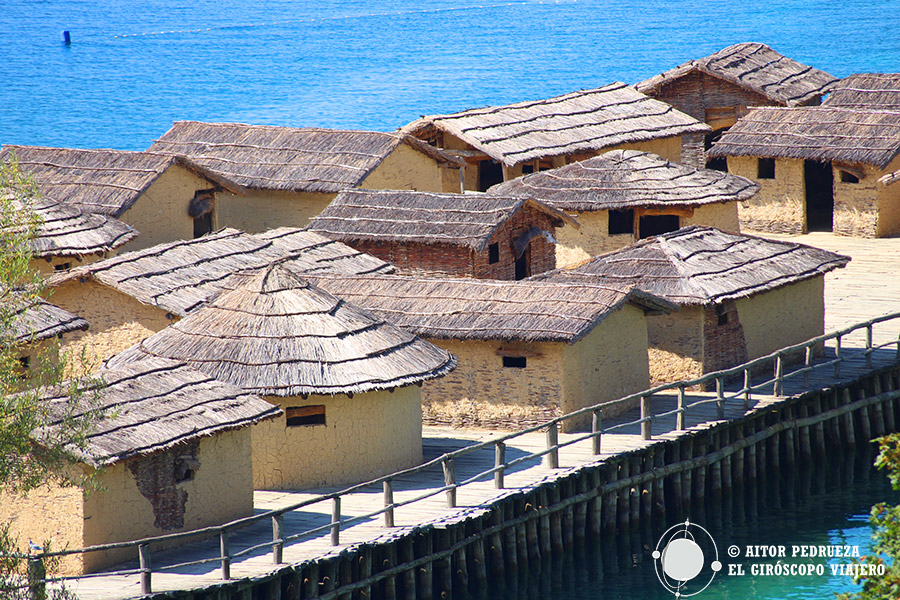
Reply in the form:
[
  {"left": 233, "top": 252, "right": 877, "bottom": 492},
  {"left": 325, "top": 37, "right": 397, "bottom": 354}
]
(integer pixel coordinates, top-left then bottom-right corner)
[
  {"left": 835, "top": 335, "right": 842, "bottom": 377},
  {"left": 591, "top": 409, "right": 602, "bottom": 455},
  {"left": 331, "top": 497, "right": 341, "bottom": 546},
  {"left": 677, "top": 386, "right": 686, "bottom": 431},
  {"left": 442, "top": 457, "right": 457, "bottom": 508},
  {"left": 641, "top": 395, "right": 652, "bottom": 440},
  {"left": 27, "top": 556, "right": 46, "bottom": 600},
  {"left": 273, "top": 514, "right": 284, "bottom": 564},
  {"left": 743, "top": 368, "right": 751, "bottom": 411},
  {"left": 138, "top": 543, "right": 152, "bottom": 594},
  {"left": 220, "top": 530, "right": 231, "bottom": 580},
  {"left": 716, "top": 377, "right": 725, "bottom": 419},
  {"left": 383, "top": 479, "right": 395, "bottom": 527},
  {"left": 866, "top": 325, "right": 873, "bottom": 368},
  {"left": 774, "top": 354, "right": 784, "bottom": 396},
  {"left": 804, "top": 346, "right": 812, "bottom": 387},
  {"left": 544, "top": 423, "right": 559, "bottom": 468},
  {"left": 494, "top": 442, "right": 506, "bottom": 489}
]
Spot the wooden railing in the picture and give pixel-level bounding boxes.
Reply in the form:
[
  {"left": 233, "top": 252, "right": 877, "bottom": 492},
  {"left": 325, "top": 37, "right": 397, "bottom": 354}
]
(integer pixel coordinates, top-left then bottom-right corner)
[{"left": 12, "top": 312, "right": 900, "bottom": 596}]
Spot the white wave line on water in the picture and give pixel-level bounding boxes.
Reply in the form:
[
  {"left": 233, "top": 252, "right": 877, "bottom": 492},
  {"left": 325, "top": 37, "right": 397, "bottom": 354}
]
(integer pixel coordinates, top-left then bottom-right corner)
[{"left": 101, "top": 0, "right": 578, "bottom": 41}]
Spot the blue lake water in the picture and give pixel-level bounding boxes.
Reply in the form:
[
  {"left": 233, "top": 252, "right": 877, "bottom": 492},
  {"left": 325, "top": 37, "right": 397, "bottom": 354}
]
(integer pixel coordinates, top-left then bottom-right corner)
[{"left": 1, "top": 0, "right": 898, "bottom": 150}]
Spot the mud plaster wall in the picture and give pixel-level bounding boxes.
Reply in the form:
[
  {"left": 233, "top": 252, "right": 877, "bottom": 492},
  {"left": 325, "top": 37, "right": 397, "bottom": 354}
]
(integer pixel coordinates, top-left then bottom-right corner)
[
  {"left": 600, "top": 135, "right": 684, "bottom": 164},
  {"left": 217, "top": 190, "right": 335, "bottom": 232},
  {"left": 702, "top": 301, "right": 748, "bottom": 373},
  {"left": 49, "top": 280, "right": 174, "bottom": 375},
  {"left": 251, "top": 387, "right": 423, "bottom": 490},
  {"left": 360, "top": 143, "right": 449, "bottom": 193},
  {"left": 878, "top": 165, "right": 900, "bottom": 237},
  {"left": 647, "top": 306, "right": 704, "bottom": 383},
  {"left": 33, "top": 253, "right": 108, "bottom": 277},
  {"left": 554, "top": 210, "right": 632, "bottom": 266},
  {"left": 729, "top": 156, "right": 806, "bottom": 234},
  {"left": 683, "top": 201, "right": 741, "bottom": 232}
]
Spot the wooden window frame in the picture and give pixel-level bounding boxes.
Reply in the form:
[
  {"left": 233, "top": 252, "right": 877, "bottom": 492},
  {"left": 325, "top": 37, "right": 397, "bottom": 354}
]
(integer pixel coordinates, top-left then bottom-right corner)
[{"left": 286, "top": 405, "right": 326, "bottom": 427}]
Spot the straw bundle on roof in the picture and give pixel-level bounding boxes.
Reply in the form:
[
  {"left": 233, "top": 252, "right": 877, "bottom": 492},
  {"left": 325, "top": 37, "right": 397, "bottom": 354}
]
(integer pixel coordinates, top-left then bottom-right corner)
[
  {"left": 108, "top": 265, "right": 457, "bottom": 396},
  {"left": 35, "top": 356, "right": 280, "bottom": 468},
  {"left": 823, "top": 73, "right": 900, "bottom": 110},
  {"left": 303, "top": 273, "right": 675, "bottom": 344},
  {"left": 307, "top": 189, "right": 576, "bottom": 250},
  {"left": 707, "top": 106, "right": 900, "bottom": 168},
  {"left": 51, "top": 227, "right": 394, "bottom": 317},
  {"left": 148, "top": 121, "right": 462, "bottom": 194},
  {"left": 488, "top": 149, "right": 759, "bottom": 212},
  {"left": 10, "top": 294, "right": 89, "bottom": 343},
  {"left": 533, "top": 226, "right": 849, "bottom": 306},
  {"left": 637, "top": 42, "right": 838, "bottom": 106},
  {"left": 0, "top": 146, "right": 244, "bottom": 217},
  {"left": 402, "top": 82, "right": 709, "bottom": 167}
]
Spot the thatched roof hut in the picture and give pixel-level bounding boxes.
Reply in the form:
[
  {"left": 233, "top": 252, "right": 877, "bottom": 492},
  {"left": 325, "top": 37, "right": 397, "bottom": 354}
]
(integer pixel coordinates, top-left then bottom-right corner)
[
  {"left": 403, "top": 82, "right": 709, "bottom": 170},
  {"left": 0, "top": 146, "right": 245, "bottom": 218},
  {"left": 823, "top": 73, "right": 900, "bottom": 110},
  {"left": 148, "top": 121, "right": 463, "bottom": 193},
  {"left": 52, "top": 227, "right": 395, "bottom": 318},
  {"left": 108, "top": 265, "right": 457, "bottom": 396},
  {"left": 637, "top": 42, "right": 838, "bottom": 108},
  {"left": 10, "top": 294, "right": 88, "bottom": 343}
]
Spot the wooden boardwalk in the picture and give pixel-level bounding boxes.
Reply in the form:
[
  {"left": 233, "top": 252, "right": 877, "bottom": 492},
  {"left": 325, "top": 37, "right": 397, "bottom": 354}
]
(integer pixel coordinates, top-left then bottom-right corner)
[{"left": 60, "top": 233, "right": 900, "bottom": 599}]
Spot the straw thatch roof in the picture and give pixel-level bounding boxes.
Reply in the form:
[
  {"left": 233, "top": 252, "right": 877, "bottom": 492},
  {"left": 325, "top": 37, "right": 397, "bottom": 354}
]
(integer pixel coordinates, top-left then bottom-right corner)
[
  {"left": 108, "top": 265, "right": 457, "bottom": 396},
  {"left": 823, "top": 74, "right": 900, "bottom": 110},
  {"left": 707, "top": 106, "right": 900, "bottom": 169},
  {"left": 10, "top": 294, "right": 89, "bottom": 343},
  {"left": 533, "top": 226, "right": 849, "bottom": 306},
  {"left": 487, "top": 150, "right": 759, "bottom": 212},
  {"left": 5, "top": 196, "right": 137, "bottom": 259},
  {"left": 35, "top": 356, "right": 280, "bottom": 468},
  {"left": 0, "top": 146, "right": 245, "bottom": 218},
  {"left": 148, "top": 121, "right": 463, "bottom": 194},
  {"left": 402, "top": 83, "right": 710, "bottom": 167},
  {"left": 637, "top": 42, "right": 838, "bottom": 106},
  {"left": 306, "top": 190, "right": 578, "bottom": 251},
  {"left": 302, "top": 273, "right": 675, "bottom": 344},
  {"left": 51, "top": 227, "right": 395, "bottom": 317},
  {"left": 879, "top": 170, "right": 900, "bottom": 186}
]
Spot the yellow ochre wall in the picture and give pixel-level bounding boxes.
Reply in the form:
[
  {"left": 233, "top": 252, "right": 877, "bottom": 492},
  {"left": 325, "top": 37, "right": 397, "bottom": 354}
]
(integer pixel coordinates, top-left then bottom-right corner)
[
  {"left": 217, "top": 189, "right": 335, "bottom": 232},
  {"left": 601, "top": 136, "right": 683, "bottom": 164},
  {"left": 80, "top": 429, "right": 254, "bottom": 573},
  {"left": 49, "top": 280, "right": 173, "bottom": 374},
  {"left": 832, "top": 155, "right": 900, "bottom": 238},
  {"left": 117, "top": 167, "right": 215, "bottom": 252},
  {"left": 735, "top": 277, "right": 825, "bottom": 361},
  {"left": 360, "top": 143, "right": 450, "bottom": 193},
  {"left": 560, "top": 304, "right": 650, "bottom": 430},
  {"left": 32, "top": 253, "right": 108, "bottom": 277},
  {"left": 728, "top": 156, "right": 806, "bottom": 234},
  {"left": 646, "top": 306, "right": 705, "bottom": 383},
  {"left": 683, "top": 202, "right": 740, "bottom": 232},
  {"left": 251, "top": 387, "right": 423, "bottom": 490}
]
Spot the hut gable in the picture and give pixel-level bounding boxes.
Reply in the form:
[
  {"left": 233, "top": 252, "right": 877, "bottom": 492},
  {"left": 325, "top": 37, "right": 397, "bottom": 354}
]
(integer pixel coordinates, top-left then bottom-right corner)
[
  {"left": 488, "top": 149, "right": 759, "bottom": 212},
  {"left": 108, "top": 265, "right": 457, "bottom": 396},
  {"left": 536, "top": 226, "right": 849, "bottom": 305},
  {"left": 10, "top": 295, "right": 88, "bottom": 343},
  {"left": 823, "top": 73, "right": 900, "bottom": 110},
  {"left": 707, "top": 106, "right": 900, "bottom": 169},
  {"left": 51, "top": 227, "right": 395, "bottom": 317},
  {"left": 307, "top": 189, "right": 575, "bottom": 251},
  {"left": 637, "top": 43, "right": 838, "bottom": 107},
  {"left": 37, "top": 356, "right": 279, "bottom": 468},
  {"left": 303, "top": 273, "right": 675, "bottom": 344},
  {"left": 402, "top": 82, "right": 709, "bottom": 167},
  {"left": 0, "top": 146, "right": 243, "bottom": 218},
  {"left": 148, "top": 121, "right": 461, "bottom": 194}
]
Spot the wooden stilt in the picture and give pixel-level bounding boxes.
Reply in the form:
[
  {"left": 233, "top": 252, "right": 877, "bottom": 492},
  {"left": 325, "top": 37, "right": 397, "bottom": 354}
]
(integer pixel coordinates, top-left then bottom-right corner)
[
  {"left": 400, "top": 537, "right": 416, "bottom": 600},
  {"left": 436, "top": 529, "right": 452, "bottom": 600},
  {"left": 471, "top": 517, "right": 487, "bottom": 588},
  {"left": 538, "top": 488, "right": 552, "bottom": 557}
]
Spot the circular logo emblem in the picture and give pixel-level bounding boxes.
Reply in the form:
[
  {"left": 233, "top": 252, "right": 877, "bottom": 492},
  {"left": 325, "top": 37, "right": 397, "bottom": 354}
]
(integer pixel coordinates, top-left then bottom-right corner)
[{"left": 652, "top": 520, "right": 722, "bottom": 597}]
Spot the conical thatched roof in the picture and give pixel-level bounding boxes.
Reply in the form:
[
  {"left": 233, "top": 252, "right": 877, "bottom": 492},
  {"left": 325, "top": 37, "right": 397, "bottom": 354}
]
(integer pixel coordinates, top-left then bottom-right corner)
[
  {"left": 0, "top": 146, "right": 245, "bottom": 217},
  {"left": 50, "top": 227, "right": 395, "bottom": 317},
  {"left": 402, "top": 82, "right": 709, "bottom": 167},
  {"left": 707, "top": 106, "right": 900, "bottom": 169},
  {"left": 302, "top": 273, "right": 675, "bottom": 344},
  {"left": 10, "top": 293, "right": 89, "bottom": 343},
  {"left": 306, "top": 189, "right": 577, "bottom": 251},
  {"left": 148, "top": 121, "right": 462, "bottom": 194},
  {"left": 637, "top": 42, "right": 838, "bottom": 106},
  {"left": 532, "top": 226, "right": 849, "bottom": 306},
  {"left": 35, "top": 356, "right": 280, "bottom": 468},
  {"left": 5, "top": 195, "right": 137, "bottom": 258},
  {"left": 108, "top": 265, "right": 457, "bottom": 396},
  {"left": 487, "top": 150, "right": 759, "bottom": 212},
  {"left": 823, "top": 73, "right": 900, "bottom": 110}
]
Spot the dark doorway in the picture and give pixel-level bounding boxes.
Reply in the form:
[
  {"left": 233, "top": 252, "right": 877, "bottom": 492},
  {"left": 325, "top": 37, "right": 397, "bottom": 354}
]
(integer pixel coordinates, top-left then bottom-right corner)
[
  {"left": 639, "top": 214, "right": 680, "bottom": 238},
  {"left": 193, "top": 212, "right": 213, "bottom": 238},
  {"left": 704, "top": 129, "right": 728, "bottom": 171},
  {"left": 804, "top": 160, "right": 834, "bottom": 232},
  {"left": 514, "top": 247, "right": 530, "bottom": 280},
  {"left": 478, "top": 160, "right": 504, "bottom": 191}
]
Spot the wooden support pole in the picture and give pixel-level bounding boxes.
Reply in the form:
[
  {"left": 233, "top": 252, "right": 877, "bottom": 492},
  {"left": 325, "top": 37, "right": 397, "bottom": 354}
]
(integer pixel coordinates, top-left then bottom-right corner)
[
  {"left": 359, "top": 546, "right": 373, "bottom": 600},
  {"left": 490, "top": 508, "right": 506, "bottom": 578},
  {"left": 443, "top": 457, "right": 457, "bottom": 508},
  {"left": 383, "top": 542, "right": 398, "bottom": 600},
  {"left": 538, "top": 488, "right": 552, "bottom": 556},
  {"left": 677, "top": 385, "right": 686, "bottom": 430},
  {"left": 400, "top": 537, "right": 416, "bottom": 600},
  {"left": 273, "top": 514, "right": 284, "bottom": 564},
  {"left": 331, "top": 497, "right": 341, "bottom": 546},
  {"left": 716, "top": 377, "right": 725, "bottom": 419},
  {"left": 774, "top": 355, "right": 784, "bottom": 397},
  {"left": 873, "top": 377, "right": 886, "bottom": 437},
  {"left": 617, "top": 460, "right": 631, "bottom": 533},
  {"left": 592, "top": 409, "right": 602, "bottom": 455},
  {"left": 804, "top": 345, "right": 812, "bottom": 387},
  {"left": 882, "top": 374, "right": 897, "bottom": 433},
  {"left": 138, "top": 543, "right": 151, "bottom": 595},
  {"left": 471, "top": 517, "right": 488, "bottom": 586},
  {"left": 857, "top": 389, "right": 872, "bottom": 445},
  {"left": 220, "top": 531, "right": 231, "bottom": 580},
  {"left": 641, "top": 395, "right": 652, "bottom": 440},
  {"left": 419, "top": 534, "right": 434, "bottom": 600},
  {"left": 744, "top": 368, "right": 752, "bottom": 410},
  {"left": 453, "top": 526, "right": 469, "bottom": 593},
  {"left": 545, "top": 423, "right": 559, "bottom": 468},
  {"left": 384, "top": 479, "right": 395, "bottom": 527},
  {"left": 495, "top": 442, "right": 506, "bottom": 489},
  {"left": 516, "top": 500, "right": 530, "bottom": 568},
  {"left": 866, "top": 325, "right": 873, "bottom": 368},
  {"left": 437, "top": 529, "right": 452, "bottom": 598},
  {"left": 841, "top": 389, "right": 857, "bottom": 451},
  {"left": 526, "top": 501, "right": 542, "bottom": 562},
  {"left": 304, "top": 562, "right": 321, "bottom": 598},
  {"left": 504, "top": 502, "right": 520, "bottom": 573},
  {"left": 835, "top": 336, "right": 842, "bottom": 378}
]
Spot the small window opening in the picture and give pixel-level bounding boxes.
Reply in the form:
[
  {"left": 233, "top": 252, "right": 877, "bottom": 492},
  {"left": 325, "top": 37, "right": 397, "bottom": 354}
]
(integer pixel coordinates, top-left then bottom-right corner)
[
  {"left": 174, "top": 456, "right": 198, "bottom": 483},
  {"left": 488, "top": 243, "right": 499, "bottom": 264},
  {"left": 608, "top": 209, "right": 634, "bottom": 235},
  {"left": 715, "top": 305, "right": 729, "bottom": 326},
  {"left": 17, "top": 356, "right": 30, "bottom": 376},
  {"left": 840, "top": 171, "right": 859, "bottom": 184},
  {"left": 54, "top": 262, "right": 71, "bottom": 272},
  {"left": 757, "top": 158, "right": 776, "bottom": 179},
  {"left": 521, "top": 164, "right": 534, "bottom": 175},
  {"left": 502, "top": 356, "right": 527, "bottom": 369},
  {"left": 286, "top": 405, "right": 326, "bottom": 427}
]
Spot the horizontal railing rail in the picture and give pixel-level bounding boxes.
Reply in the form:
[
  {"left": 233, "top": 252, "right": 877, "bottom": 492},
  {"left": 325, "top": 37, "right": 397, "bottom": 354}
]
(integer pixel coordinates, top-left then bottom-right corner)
[{"left": 11, "top": 311, "right": 900, "bottom": 596}]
